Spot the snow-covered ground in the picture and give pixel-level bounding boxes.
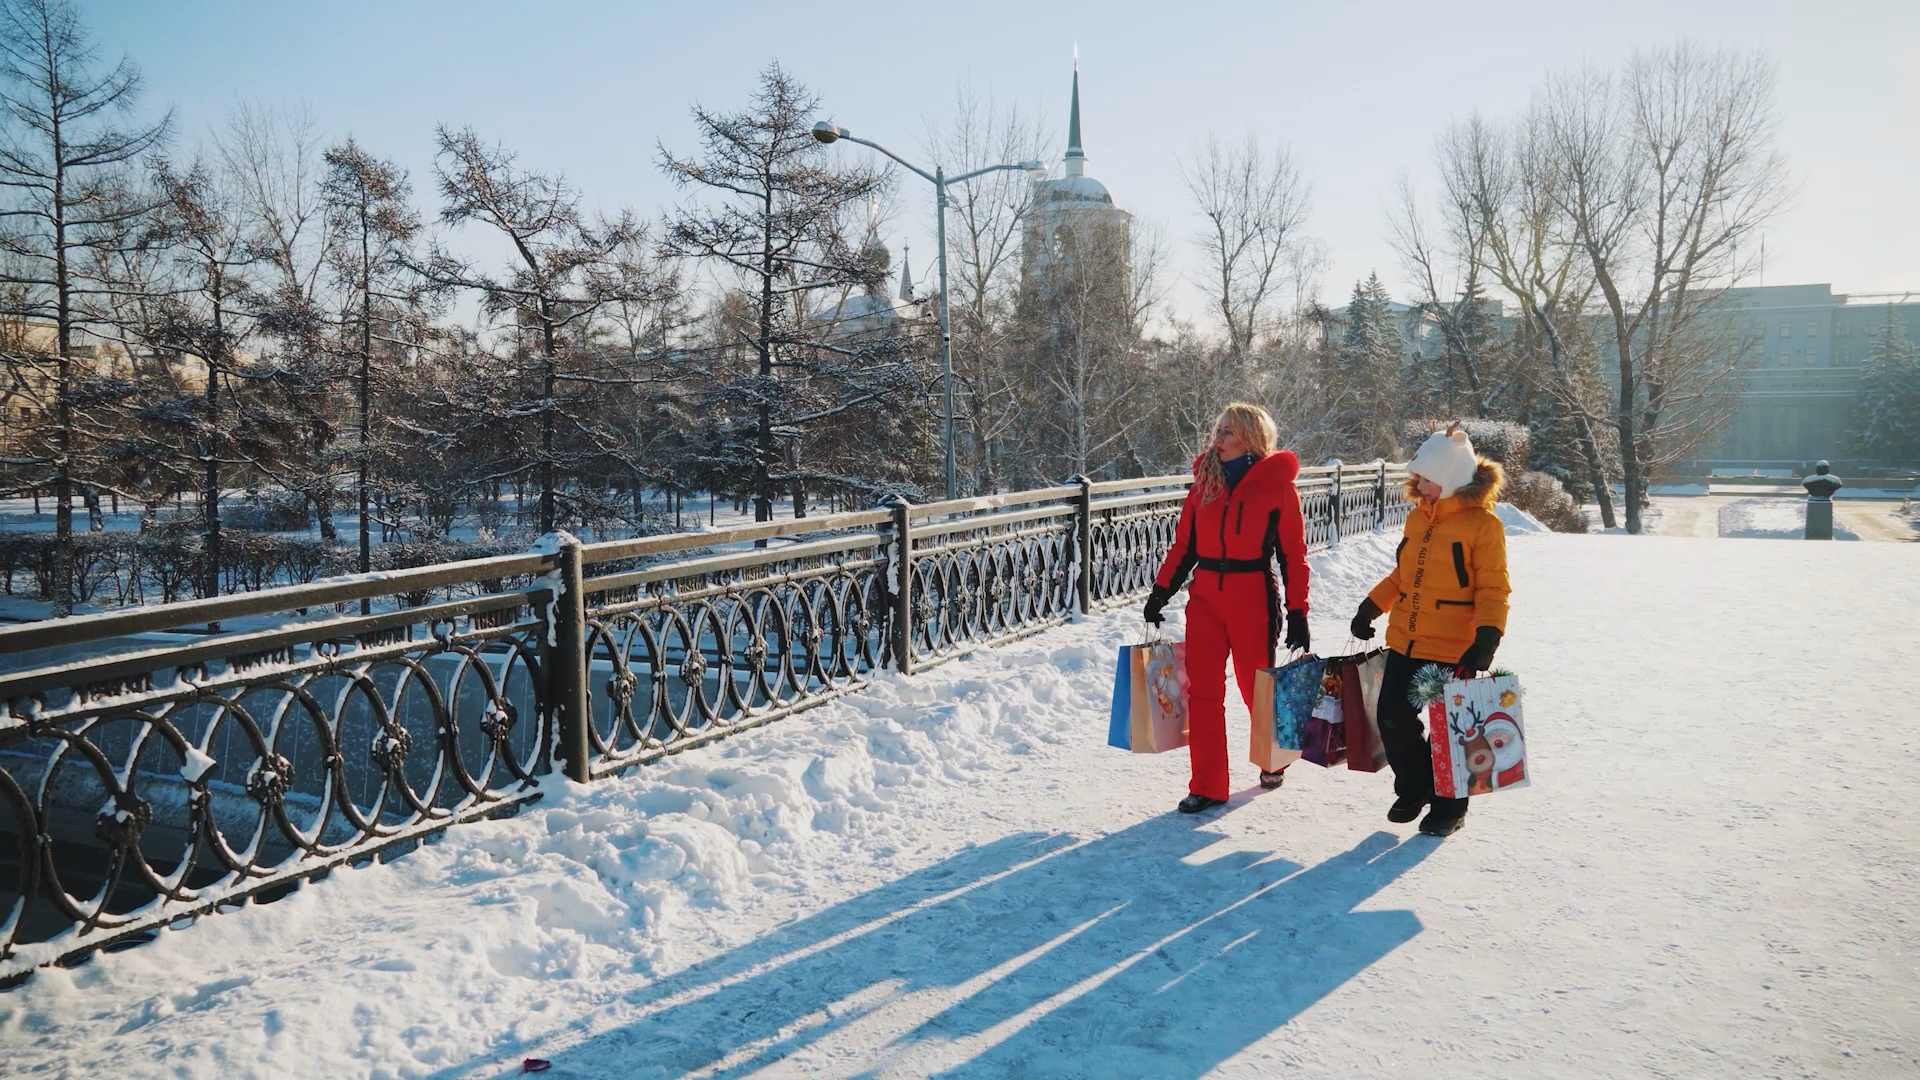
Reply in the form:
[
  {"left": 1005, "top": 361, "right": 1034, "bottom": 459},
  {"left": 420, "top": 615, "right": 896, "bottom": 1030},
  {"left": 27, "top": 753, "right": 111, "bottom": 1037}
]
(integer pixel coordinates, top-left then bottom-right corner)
[
  {"left": 1581, "top": 495, "right": 1920, "bottom": 542},
  {"left": 1716, "top": 497, "right": 1861, "bottom": 540},
  {"left": 3, "top": 530, "right": 1917, "bottom": 1078}
]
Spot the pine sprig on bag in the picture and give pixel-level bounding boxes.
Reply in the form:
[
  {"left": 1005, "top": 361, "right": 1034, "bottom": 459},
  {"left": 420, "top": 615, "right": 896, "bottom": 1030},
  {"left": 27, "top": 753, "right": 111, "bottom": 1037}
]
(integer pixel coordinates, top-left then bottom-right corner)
[{"left": 1407, "top": 664, "right": 1453, "bottom": 708}]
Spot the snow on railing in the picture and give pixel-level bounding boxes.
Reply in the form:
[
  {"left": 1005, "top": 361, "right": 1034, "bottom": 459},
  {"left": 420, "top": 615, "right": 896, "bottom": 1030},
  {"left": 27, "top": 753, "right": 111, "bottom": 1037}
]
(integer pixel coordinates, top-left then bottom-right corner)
[{"left": 0, "top": 463, "right": 1407, "bottom": 981}]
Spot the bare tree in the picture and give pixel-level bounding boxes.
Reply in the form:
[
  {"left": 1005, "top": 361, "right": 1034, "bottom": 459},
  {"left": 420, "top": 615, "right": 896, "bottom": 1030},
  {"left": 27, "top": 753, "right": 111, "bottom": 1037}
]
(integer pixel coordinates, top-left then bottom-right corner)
[
  {"left": 1181, "top": 133, "right": 1310, "bottom": 358},
  {"left": 209, "top": 104, "right": 348, "bottom": 548},
  {"left": 1017, "top": 213, "right": 1153, "bottom": 480},
  {"left": 322, "top": 137, "right": 417, "bottom": 569},
  {"left": 924, "top": 86, "right": 1050, "bottom": 494},
  {"left": 659, "top": 62, "right": 899, "bottom": 520},
  {"left": 420, "top": 125, "right": 655, "bottom": 534},
  {"left": 1543, "top": 45, "right": 1787, "bottom": 532},
  {"left": 1389, "top": 172, "right": 1502, "bottom": 418},
  {"left": 219, "top": 102, "right": 330, "bottom": 305},
  {"left": 145, "top": 156, "right": 262, "bottom": 599},
  {"left": 0, "top": 0, "right": 170, "bottom": 612},
  {"left": 1431, "top": 110, "right": 1622, "bottom": 525}
]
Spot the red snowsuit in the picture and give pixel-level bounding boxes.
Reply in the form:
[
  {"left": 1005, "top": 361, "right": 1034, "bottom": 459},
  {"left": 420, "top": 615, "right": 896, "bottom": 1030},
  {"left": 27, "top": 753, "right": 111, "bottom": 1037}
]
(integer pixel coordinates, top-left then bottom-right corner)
[{"left": 1153, "top": 450, "right": 1311, "bottom": 800}]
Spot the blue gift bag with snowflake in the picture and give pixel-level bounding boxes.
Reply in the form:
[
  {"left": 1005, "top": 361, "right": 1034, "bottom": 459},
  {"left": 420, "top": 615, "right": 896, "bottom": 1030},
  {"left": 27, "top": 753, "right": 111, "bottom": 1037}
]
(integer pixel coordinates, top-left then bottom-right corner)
[{"left": 1254, "top": 652, "right": 1322, "bottom": 764}]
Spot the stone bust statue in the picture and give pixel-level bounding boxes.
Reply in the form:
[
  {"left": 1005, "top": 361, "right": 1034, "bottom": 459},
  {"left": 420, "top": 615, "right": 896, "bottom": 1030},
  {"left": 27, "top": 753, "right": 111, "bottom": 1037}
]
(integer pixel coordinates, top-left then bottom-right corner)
[{"left": 1802, "top": 461, "right": 1843, "bottom": 501}]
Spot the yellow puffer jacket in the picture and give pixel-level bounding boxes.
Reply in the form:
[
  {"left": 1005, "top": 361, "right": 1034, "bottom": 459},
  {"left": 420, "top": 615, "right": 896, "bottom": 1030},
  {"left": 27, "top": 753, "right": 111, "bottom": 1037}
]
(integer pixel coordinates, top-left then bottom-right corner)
[{"left": 1366, "top": 460, "right": 1511, "bottom": 664}]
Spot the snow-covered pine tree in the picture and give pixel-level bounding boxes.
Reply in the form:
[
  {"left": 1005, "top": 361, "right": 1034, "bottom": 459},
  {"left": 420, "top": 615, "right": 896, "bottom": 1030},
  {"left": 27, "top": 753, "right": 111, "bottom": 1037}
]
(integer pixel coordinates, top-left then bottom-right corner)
[
  {"left": 1331, "top": 273, "right": 1404, "bottom": 457},
  {"left": 1851, "top": 306, "right": 1920, "bottom": 466}
]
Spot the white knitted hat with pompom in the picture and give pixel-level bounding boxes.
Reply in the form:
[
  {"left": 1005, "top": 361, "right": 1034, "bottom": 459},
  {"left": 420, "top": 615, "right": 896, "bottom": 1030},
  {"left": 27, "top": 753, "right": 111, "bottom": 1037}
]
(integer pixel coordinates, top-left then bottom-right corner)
[{"left": 1407, "top": 425, "right": 1478, "bottom": 498}]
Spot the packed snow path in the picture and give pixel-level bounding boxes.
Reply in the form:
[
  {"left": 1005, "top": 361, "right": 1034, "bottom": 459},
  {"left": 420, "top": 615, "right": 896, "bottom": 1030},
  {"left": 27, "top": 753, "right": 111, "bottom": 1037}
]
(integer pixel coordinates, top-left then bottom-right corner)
[{"left": 3, "top": 532, "right": 1916, "bottom": 1078}]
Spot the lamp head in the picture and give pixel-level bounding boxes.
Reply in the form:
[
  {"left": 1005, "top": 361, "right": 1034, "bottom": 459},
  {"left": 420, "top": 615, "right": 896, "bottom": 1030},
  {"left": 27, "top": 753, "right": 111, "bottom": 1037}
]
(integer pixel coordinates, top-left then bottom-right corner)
[
  {"left": 811, "top": 121, "right": 849, "bottom": 144},
  {"left": 1019, "top": 160, "right": 1046, "bottom": 174}
]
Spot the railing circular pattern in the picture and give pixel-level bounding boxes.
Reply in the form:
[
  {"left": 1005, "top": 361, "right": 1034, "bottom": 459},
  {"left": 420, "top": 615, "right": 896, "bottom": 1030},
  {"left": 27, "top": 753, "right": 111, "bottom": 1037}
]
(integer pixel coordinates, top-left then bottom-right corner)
[
  {"left": 0, "top": 622, "right": 543, "bottom": 970},
  {"left": 582, "top": 559, "right": 889, "bottom": 776}
]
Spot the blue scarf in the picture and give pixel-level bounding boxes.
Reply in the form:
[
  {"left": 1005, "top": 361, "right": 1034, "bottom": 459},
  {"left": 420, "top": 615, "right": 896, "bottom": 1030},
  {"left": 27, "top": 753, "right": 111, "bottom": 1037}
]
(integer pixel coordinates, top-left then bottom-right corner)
[{"left": 1222, "top": 452, "right": 1255, "bottom": 490}]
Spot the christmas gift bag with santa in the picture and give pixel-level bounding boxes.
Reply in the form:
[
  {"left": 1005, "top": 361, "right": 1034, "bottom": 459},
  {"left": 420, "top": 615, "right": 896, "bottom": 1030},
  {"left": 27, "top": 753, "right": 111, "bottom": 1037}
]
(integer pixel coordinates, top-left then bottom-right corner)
[{"left": 1412, "top": 665, "right": 1529, "bottom": 798}]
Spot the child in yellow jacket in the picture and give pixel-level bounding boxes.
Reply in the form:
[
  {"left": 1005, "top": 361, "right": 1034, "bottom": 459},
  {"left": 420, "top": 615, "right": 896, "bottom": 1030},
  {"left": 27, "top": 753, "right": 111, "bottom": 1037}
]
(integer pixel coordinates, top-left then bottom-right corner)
[{"left": 1351, "top": 424, "right": 1510, "bottom": 837}]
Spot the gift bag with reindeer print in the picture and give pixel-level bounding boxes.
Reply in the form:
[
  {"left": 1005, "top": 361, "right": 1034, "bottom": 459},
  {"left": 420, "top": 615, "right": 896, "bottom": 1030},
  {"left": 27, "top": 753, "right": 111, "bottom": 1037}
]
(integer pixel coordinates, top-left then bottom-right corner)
[{"left": 1427, "top": 672, "right": 1528, "bottom": 799}]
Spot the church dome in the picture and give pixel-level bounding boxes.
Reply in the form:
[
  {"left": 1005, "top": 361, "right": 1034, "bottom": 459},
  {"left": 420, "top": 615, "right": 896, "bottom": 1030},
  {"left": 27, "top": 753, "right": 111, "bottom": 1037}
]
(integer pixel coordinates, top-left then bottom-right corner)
[{"left": 1036, "top": 174, "right": 1112, "bottom": 207}]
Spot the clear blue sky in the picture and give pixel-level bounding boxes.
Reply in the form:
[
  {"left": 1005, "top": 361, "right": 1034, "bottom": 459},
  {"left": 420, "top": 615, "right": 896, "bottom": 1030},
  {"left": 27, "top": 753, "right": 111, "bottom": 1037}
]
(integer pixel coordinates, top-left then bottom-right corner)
[{"left": 87, "top": 0, "right": 1920, "bottom": 325}]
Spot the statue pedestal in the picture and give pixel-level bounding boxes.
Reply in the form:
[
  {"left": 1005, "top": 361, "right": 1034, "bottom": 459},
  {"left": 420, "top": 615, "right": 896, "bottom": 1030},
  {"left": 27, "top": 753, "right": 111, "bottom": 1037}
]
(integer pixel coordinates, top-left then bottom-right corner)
[
  {"left": 1802, "top": 463, "right": 1843, "bottom": 540},
  {"left": 1804, "top": 499, "right": 1834, "bottom": 540}
]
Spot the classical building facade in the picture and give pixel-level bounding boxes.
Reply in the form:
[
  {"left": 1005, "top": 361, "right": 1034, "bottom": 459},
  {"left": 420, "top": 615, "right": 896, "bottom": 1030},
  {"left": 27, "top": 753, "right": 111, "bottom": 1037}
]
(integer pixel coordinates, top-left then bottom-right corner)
[
  {"left": 1326, "top": 282, "right": 1918, "bottom": 468},
  {"left": 1701, "top": 283, "right": 1919, "bottom": 466}
]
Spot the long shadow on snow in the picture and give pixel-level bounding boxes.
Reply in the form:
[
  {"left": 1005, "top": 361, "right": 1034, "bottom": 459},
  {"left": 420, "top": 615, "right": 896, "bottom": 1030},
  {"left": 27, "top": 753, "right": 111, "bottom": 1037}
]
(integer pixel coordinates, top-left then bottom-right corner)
[{"left": 438, "top": 794, "right": 1431, "bottom": 1079}]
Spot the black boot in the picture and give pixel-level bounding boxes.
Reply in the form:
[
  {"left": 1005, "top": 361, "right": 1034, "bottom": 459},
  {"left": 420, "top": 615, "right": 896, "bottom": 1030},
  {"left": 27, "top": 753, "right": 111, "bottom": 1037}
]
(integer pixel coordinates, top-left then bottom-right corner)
[
  {"left": 1259, "top": 769, "right": 1287, "bottom": 790},
  {"left": 1178, "top": 794, "right": 1228, "bottom": 814},
  {"left": 1387, "top": 795, "right": 1426, "bottom": 823},
  {"left": 1418, "top": 806, "right": 1466, "bottom": 836}
]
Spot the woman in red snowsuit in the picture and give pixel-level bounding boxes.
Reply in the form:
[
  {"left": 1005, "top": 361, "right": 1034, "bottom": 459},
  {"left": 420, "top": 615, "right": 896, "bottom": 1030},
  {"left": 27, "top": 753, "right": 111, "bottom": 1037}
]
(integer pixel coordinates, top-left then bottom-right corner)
[{"left": 1142, "top": 403, "right": 1312, "bottom": 814}]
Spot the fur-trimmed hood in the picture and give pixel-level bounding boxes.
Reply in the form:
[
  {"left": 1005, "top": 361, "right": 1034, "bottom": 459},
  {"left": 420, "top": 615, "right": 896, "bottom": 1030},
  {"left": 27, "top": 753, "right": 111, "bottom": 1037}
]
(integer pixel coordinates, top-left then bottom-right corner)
[{"left": 1453, "top": 458, "right": 1506, "bottom": 508}]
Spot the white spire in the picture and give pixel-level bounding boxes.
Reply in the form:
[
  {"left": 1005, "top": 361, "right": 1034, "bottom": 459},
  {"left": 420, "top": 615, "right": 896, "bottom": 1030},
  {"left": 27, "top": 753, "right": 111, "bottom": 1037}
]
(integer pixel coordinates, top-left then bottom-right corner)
[{"left": 1064, "top": 48, "right": 1086, "bottom": 178}]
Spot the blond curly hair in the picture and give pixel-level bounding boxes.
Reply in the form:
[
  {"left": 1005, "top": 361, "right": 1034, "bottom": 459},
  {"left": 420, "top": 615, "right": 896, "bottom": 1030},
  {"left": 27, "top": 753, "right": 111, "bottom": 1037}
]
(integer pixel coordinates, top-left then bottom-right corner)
[{"left": 1195, "top": 402, "right": 1279, "bottom": 505}]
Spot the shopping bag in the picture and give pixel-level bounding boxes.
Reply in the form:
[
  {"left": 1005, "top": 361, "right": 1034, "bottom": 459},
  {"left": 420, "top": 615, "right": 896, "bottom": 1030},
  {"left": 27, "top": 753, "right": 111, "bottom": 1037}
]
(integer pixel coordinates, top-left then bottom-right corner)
[
  {"left": 1252, "top": 652, "right": 1321, "bottom": 772},
  {"left": 1248, "top": 663, "right": 1301, "bottom": 772},
  {"left": 1340, "top": 649, "right": 1388, "bottom": 772},
  {"left": 1427, "top": 672, "right": 1529, "bottom": 799},
  {"left": 1299, "top": 662, "right": 1348, "bottom": 767},
  {"left": 1107, "top": 638, "right": 1189, "bottom": 753}
]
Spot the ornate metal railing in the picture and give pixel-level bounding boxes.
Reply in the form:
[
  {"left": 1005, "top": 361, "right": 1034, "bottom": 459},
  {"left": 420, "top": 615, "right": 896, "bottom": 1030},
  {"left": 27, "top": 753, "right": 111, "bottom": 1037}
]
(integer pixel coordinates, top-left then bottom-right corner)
[
  {"left": 570, "top": 512, "right": 898, "bottom": 780},
  {"left": 0, "top": 461, "right": 1408, "bottom": 979}
]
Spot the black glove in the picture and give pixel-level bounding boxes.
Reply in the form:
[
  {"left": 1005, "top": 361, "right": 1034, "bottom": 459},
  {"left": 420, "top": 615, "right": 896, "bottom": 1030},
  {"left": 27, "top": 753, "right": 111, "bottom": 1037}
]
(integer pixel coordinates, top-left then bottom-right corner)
[
  {"left": 1456, "top": 626, "right": 1503, "bottom": 675},
  {"left": 1284, "top": 609, "right": 1310, "bottom": 652},
  {"left": 1350, "top": 597, "right": 1382, "bottom": 641},
  {"left": 1142, "top": 584, "right": 1173, "bottom": 626}
]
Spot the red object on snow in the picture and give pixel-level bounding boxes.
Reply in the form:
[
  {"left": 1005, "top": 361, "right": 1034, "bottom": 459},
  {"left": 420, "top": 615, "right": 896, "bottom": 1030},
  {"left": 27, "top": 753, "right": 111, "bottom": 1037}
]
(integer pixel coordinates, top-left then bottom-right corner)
[{"left": 522, "top": 1060, "right": 552, "bottom": 1074}]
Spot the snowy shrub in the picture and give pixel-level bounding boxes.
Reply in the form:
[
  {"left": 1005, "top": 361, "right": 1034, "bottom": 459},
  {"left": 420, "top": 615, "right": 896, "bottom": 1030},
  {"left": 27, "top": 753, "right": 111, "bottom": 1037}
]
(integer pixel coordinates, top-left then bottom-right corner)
[
  {"left": 1505, "top": 471, "right": 1589, "bottom": 533},
  {"left": 0, "top": 533, "right": 35, "bottom": 596},
  {"left": 223, "top": 491, "right": 313, "bottom": 532},
  {"left": 374, "top": 537, "right": 522, "bottom": 605},
  {"left": 1, "top": 528, "right": 365, "bottom": 605},
  {"left": 140, "top": 524, "right": 203, "bottom": 603},
  {"left": 1403, "top": 419, "right": 1531, "bottom": 475},
  {"left": 220, "top": 534, "right": 350, "bottom": 592}
]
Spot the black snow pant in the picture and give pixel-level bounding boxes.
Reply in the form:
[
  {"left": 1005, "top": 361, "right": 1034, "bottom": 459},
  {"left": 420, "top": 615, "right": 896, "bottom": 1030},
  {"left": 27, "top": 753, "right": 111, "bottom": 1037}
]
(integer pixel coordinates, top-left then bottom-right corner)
[{"left": 1377, "top": 648, "right": 1470, "bottom": 819}]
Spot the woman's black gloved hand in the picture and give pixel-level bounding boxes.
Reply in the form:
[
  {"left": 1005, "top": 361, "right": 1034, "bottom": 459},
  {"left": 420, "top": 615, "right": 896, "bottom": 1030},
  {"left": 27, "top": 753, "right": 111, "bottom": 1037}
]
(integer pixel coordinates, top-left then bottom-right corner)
[
  {"left": 1142, "top": 584, "right": 1173, "bottom": 626},
  {"left": 1456, "top": 625, "right": 1503, "bottom": 675},
  {"left": 1284, "top": 609, "right": 1311, "bottom": 652},
  {"left": 1350, "top": 597, "right": 1382, "bottom": 641}
]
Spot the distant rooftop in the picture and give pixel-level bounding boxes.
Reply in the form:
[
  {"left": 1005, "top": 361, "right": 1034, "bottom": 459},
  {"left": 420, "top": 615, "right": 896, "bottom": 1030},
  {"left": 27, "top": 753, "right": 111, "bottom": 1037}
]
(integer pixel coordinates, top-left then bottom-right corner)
[{"left": 1720, "top": 283, "right": 1920, "bottom": 308}]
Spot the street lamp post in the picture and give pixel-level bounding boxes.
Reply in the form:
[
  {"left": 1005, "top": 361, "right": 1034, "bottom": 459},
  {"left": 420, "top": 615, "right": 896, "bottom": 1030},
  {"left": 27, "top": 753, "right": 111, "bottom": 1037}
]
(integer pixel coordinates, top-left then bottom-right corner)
[{"left": 813, "top": 120, "right": 1042, "bottom": 502}]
